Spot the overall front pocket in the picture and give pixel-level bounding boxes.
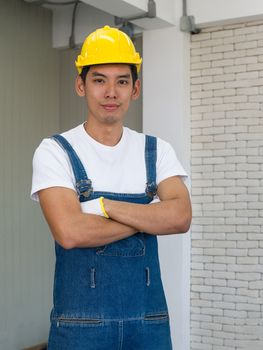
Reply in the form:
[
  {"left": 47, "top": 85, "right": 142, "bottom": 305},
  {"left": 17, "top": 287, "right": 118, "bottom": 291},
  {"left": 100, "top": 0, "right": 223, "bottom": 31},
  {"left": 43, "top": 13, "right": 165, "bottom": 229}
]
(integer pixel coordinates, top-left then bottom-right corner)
[
  {"left": 53, "top": 315, "right": 103, "bottom": 328},
  {"left": 96, "top": 233, "right": 145, "bottom": 257}
]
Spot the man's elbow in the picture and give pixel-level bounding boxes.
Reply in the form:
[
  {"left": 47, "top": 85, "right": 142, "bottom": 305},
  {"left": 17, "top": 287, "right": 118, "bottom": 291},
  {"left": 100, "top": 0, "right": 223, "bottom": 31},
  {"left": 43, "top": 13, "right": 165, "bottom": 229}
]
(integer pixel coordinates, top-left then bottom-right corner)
[
  {"left": 171, "top": 213, "right": 192, "bottom": 234},
  {"left": 52, "top": 224, "right": 78, "bottom": 250},
  {"left": 179, "top": 218, "right": 191, "bottom": 233}
]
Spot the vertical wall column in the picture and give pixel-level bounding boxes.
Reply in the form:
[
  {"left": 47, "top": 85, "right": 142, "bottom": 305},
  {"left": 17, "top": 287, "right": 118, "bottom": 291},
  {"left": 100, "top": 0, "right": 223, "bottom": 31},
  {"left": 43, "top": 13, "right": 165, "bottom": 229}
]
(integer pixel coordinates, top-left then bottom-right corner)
[{"left": 143, "top": 25, "right": 191, "bottom": 349}]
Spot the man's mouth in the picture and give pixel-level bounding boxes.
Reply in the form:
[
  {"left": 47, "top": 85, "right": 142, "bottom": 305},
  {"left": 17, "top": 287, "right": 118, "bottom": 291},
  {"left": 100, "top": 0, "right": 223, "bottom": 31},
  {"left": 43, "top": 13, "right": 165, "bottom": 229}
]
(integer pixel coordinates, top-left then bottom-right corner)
[{"left": 101, "top": 104, "right": 120, "bottom": 111}]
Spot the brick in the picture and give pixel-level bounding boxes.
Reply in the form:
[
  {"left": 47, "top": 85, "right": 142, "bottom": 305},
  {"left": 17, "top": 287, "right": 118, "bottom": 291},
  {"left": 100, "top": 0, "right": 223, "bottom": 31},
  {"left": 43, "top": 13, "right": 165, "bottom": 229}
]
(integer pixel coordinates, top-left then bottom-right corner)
[
  {"left": 234, "top": 26, "right": 258, "bottom": 35},
  {"left": 224, "top": 50, "right": 246, "bottom": 58},
  {"left": 225, "top": 187, "right": 247, "bottom": 195},
  {"left": 235, "top": 41, "right": 257, "bottom": 50},
  {"left": 237, "top": 163, "right": 259, "bottom": 171},
  {"left": 237, "top": 288, "right": 259, "bottom": 298},
  {"left": 191, "top": 61, "right": 211, "bottom": 70},
  {"left": 201, "top": 307, "right": 223, "bottom": 316},
  {"left": 224, "top": 95, "right": 247, "bottom": 103},
  {"left": 191, "top": 76, "right": 213, "bottom": 84},
  {"left": 191, "top": 90, "right": 213, "bottom": 99},
  {"left": 192, "top": 270, "right": 213, "bottom": 278},
  {"left": 214, "top": 89, "right": 235, "bottom": 97},
  {"left": 203, "top": 142, "right": 226, "bottom": 150},
  {"left": 192, "top": 32, "right": 211, "bottom": 42},
  {"left": 225, "top": 125, "right": 247, "bottom": 133},
  {"left": 235, "top": 102, "right": 260, "bottom": 110},
  {"left": 212, "top": 44, "right": 234, "bottom": 53},
  {"left": 236, "top": 179, "right": 259, "bottom": 186},
  {"left": 236, "top": 118, "right": 260, "bottom": 125},
  {"left": 213, "top": 73, "right": 235, "bottom": 82},
  {"left": 236, "top": 225, "right": 260, "bottom": 233},
  {"left": 237, "top": 257, "right": 259, "bottom": 264},
  {"left": 201, "top": 53, "right": 224, "bottom": 62},
  {"left": 248, "top": 249, "right": 263, "bottom": 256},
  {"left": 202, "top": 82, "right": 225, "bottom": 91},
  {"left": 192, "top": 240, "right": 213, "bottom": 248},
  {"left": 237, "top": 241, "right": 259, "bottom": 249},
  {"left": 205, "top": 278, "right": 227, "bottom": 286},
  {"left": 224, "top": 309, "right": 247, "bottom": 318},
  {"left": 237, "top": 303, "right": 260, "bottom": 311},
  {"left": 212, "top": 59, "right": 234, "bottom": 67},
  {"left": 225, "top": 171, "right": 246, "bottom": 178},
  {"left": 225, "top": 79, "right": 251, "bottom": 88},
  {"left": 224, "top": 34, "right": 246, "bottom": 44},
  {"left": 191, "top": 99, "right": 201, "bottom": 106},
  {"left": 225, "top": 202, "right": 246, "bottom": 210},
  {"left": 237, "top": 71, "right": 259, "bottom": 80},
  {"left": 205, "top": 263, "right": 227, "bottom": 271},
  {"left": 191, "top": 47, "right": 212, "bottom": 56},
  {"left": 192, "top": 150, "right": 213, "bottom": 157},
  {"left": 203, "top": 157, "right": 225, "bottom": 165},
  {"left": 227, "top": 279, "right": 248, "bottom": 288},
  {"left": 237, "top": 209, "right": 258, "bottom": 217},
  {"left": 203, "top": 111, "right": 225, "bottom": 119},
  {"left": 224, "top": 65, "right": 246, "bottom": 74},
  {"left": 203, "top": 187, "right": 225, "bottom": 195},
  {"left": 201, "top": 336, "right": 223, "bottom": 346},
  {"left": 225, "top": 155, "right": 246, "bottom": 163},
  {"left": 235, "top": 56, "right": 258, "bottom": 65},
  {"left": 226, "top": 249, "right": 248, "bottom": 257},
  {"left": 191, "top": 342, "right": 212, "bottom": 350},
  {"left": 213, "top": 301, "right": 235, "bottom": 310},
  {"left": 191, "top": 285, "right": 213, "bottom": 293},
  {"left": 225, "top": 217, "right": 248, "bottom": 224},
  {"left": 212, "top": 30, "right": 233, "bottom": 39},
  {"left": 192, "top": 105, "right": 214, "bottom": 114},
  {"left": 213, "top": 317, "right": 235, "bottom": 325},
  {"left": 247, "top": 63, "right": 263, "bottom": 71},
  {"left": 214, "top": 286, "right": 236, "bottom": 295},
  {"left": 202, "top": 97, "right": 224, "bottom": 105},
  {"left": 191, "top": 314, "right": 212, "bottom": 322}
]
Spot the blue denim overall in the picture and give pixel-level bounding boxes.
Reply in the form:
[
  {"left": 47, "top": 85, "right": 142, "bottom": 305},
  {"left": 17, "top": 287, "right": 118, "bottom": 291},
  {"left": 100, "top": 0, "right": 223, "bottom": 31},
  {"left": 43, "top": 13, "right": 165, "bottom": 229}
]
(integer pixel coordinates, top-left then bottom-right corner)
[{"left": 48, "top": 133, "right": 173, "bottom": 350}]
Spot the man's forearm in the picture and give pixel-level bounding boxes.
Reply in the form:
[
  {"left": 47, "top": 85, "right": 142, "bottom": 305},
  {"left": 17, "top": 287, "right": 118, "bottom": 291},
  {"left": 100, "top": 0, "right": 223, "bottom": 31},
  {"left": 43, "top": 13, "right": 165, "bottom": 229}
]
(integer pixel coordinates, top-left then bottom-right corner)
[
  {"left": 48, "top": 211, "right": 138, "bottom": 249},
  {"left": 103, "top": 199, "right": 191, "bottom": 235}
]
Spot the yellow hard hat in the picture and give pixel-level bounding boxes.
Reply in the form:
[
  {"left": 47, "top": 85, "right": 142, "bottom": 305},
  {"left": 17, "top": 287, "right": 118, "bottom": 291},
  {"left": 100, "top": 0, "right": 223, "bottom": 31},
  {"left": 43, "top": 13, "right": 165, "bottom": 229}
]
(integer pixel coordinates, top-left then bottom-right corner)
[{"left": 75, "top": 25, "right": 142, "bottom": 74}]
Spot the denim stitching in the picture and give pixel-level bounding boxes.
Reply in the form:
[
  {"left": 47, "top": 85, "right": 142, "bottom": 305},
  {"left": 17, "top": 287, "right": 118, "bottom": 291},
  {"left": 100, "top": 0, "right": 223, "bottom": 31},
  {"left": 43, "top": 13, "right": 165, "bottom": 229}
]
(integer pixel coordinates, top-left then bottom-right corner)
[{"left": 90, "top": 268, "right": 96, "bottom": 288}]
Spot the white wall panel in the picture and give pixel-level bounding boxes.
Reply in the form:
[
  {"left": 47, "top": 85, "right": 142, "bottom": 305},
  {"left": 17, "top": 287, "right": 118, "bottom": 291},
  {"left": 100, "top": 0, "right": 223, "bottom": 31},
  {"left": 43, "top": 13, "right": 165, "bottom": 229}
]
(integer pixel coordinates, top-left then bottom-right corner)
[{"left": 0, "top": 1, "right": 59, "bottom": 348}]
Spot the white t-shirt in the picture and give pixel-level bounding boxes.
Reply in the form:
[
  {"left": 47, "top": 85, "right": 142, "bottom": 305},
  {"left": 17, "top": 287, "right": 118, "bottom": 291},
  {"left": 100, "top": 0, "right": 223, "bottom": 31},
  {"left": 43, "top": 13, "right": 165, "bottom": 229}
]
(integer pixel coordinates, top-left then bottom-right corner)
[{"left": 31, "top": 123, "right": 187, "bottom": 201}]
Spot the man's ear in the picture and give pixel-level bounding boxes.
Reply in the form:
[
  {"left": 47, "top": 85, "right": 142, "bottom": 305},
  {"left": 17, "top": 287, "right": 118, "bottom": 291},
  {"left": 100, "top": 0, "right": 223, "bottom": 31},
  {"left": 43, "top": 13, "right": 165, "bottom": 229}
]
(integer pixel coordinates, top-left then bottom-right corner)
[
  {"left": 131, "top": 79, "right": 141, "bottom": 100},
  {"left": 75, "top": 75, "right": 86, "bottom": 97}
]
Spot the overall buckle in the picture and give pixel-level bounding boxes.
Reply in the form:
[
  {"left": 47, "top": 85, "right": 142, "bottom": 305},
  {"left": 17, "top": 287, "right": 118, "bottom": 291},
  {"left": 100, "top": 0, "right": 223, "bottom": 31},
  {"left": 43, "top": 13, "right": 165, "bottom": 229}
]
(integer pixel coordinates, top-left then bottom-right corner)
[
  {"left": 76, "top": 179, "right": 93, "bottom": 198},
  {"left": 146, "top": 182, "right": 157, "bottom": 199}
]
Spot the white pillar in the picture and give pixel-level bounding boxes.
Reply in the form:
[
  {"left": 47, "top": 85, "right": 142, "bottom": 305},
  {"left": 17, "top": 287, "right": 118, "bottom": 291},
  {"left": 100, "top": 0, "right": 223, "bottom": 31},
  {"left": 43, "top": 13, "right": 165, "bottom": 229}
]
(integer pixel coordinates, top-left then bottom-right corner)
[{"left": 143, "top": 24, "right": 191, "bottom": 349}]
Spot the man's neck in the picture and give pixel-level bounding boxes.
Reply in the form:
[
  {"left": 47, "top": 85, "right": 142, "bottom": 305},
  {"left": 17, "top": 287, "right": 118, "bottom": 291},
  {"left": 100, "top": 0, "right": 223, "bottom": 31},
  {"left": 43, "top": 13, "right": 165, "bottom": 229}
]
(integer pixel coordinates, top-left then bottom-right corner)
[{"left": 84, "top": 120, "right": 123, "bottom": 146}]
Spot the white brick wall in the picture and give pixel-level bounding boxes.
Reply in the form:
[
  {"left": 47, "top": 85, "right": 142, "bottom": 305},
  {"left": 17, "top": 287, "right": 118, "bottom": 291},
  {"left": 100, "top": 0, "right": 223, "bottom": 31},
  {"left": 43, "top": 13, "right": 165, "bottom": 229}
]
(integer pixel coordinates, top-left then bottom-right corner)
[{"left": 190, "top": 21, "right": 263, "bottom": 350}]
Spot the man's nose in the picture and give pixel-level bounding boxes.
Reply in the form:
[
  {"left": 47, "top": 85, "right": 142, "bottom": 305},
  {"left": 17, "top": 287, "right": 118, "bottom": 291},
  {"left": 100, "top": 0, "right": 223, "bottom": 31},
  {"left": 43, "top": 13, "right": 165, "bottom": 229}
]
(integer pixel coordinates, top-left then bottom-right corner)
[{"left": 105, "top": 82, "right": 117, "bottom": 99}]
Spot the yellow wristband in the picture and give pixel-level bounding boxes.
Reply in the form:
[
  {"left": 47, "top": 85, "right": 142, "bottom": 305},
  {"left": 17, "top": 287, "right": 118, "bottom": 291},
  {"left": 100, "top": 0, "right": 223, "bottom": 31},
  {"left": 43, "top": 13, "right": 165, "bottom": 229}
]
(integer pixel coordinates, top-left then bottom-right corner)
[{"left": 99, "top": 197, "right": 109, "bottom": 219}]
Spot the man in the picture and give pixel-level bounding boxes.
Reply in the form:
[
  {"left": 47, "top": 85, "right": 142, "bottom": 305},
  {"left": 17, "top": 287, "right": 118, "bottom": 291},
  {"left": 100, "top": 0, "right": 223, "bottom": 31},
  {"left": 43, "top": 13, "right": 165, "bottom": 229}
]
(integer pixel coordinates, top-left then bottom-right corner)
[{"left": 31, "top": 25, "right": 191, "bottom": 350}]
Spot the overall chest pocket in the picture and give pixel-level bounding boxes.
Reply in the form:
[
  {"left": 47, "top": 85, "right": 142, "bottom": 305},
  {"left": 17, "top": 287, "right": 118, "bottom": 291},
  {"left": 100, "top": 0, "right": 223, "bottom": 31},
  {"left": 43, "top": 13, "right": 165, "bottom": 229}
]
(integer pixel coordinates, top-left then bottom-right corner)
[{"left": 96, "top": 233, "right": 145, "bottom": 257}]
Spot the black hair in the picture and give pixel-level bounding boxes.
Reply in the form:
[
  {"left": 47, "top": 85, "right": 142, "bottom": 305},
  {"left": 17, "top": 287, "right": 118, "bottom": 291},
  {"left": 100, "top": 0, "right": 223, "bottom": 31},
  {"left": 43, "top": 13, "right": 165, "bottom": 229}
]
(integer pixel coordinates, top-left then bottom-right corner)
[{"left": 79, "top": 64, "right": 138, "bottom": 87}]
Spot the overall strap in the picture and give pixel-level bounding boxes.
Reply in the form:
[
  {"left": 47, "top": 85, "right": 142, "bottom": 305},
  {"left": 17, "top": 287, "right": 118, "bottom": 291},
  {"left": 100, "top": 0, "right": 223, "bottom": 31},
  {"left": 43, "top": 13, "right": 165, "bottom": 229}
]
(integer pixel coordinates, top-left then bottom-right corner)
[
  {"left": 52, "top": 134, "right": 93, "bottom": 200},
  {"left": 145, "top": 135, "right": 157, "bottom": 198}
]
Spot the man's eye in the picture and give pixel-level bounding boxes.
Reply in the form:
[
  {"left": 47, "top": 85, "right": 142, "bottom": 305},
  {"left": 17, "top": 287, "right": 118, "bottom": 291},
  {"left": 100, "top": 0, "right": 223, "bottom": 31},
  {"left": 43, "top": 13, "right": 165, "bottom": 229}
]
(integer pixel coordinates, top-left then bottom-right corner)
[
  {"left": 118, "top": 80, "right": 129, "bottom": 85},
  {"left": 93, "top": 79, "right": 104, "bottom": 84}
]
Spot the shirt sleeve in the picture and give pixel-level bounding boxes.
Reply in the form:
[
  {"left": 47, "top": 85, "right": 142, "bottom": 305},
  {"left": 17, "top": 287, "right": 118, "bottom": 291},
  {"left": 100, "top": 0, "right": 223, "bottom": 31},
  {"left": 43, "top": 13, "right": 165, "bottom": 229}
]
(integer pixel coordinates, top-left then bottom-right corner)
[
  {"left": 30, "top": 138, "right": 76, "bottom": 202},
  {"left": 156, "top": 138, "right": 188, "bottom": 185}
]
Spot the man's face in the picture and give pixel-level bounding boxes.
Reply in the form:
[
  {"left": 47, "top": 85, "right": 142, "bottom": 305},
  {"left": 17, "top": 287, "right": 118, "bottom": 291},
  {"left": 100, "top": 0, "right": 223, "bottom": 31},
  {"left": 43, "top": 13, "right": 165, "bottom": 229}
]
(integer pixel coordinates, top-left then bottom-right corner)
[{"left": 76, "top": 64, "right": 140, "bottom": 126}]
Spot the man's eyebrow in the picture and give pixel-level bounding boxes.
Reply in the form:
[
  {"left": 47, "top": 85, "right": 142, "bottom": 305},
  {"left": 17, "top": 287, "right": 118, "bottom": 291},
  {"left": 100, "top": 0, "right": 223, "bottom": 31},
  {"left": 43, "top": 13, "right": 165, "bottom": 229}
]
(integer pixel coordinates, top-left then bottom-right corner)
[
  {"left": 91, "top": 72, "right": 131, "bottom": 79},
  {"left": 91, "top": 72, "right": 106, "bottom": 77},
  {"left": 118, "top": 74, "right": 131, "bottom": 79}
]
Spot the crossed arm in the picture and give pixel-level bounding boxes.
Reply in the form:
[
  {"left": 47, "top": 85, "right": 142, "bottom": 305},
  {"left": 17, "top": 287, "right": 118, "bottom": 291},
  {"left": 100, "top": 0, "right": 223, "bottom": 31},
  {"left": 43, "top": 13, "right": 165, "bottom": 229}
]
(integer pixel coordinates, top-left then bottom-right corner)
[{"left": 38, "top": 176, "right": 192, "bottom": 249}]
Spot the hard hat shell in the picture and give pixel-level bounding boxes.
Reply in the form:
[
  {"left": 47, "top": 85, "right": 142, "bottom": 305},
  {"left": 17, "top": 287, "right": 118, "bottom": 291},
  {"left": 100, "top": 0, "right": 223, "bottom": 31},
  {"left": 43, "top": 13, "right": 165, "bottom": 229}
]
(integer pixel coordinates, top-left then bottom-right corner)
[{"left": 75, "top": 25, "right": 142, "bottom": 74}]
